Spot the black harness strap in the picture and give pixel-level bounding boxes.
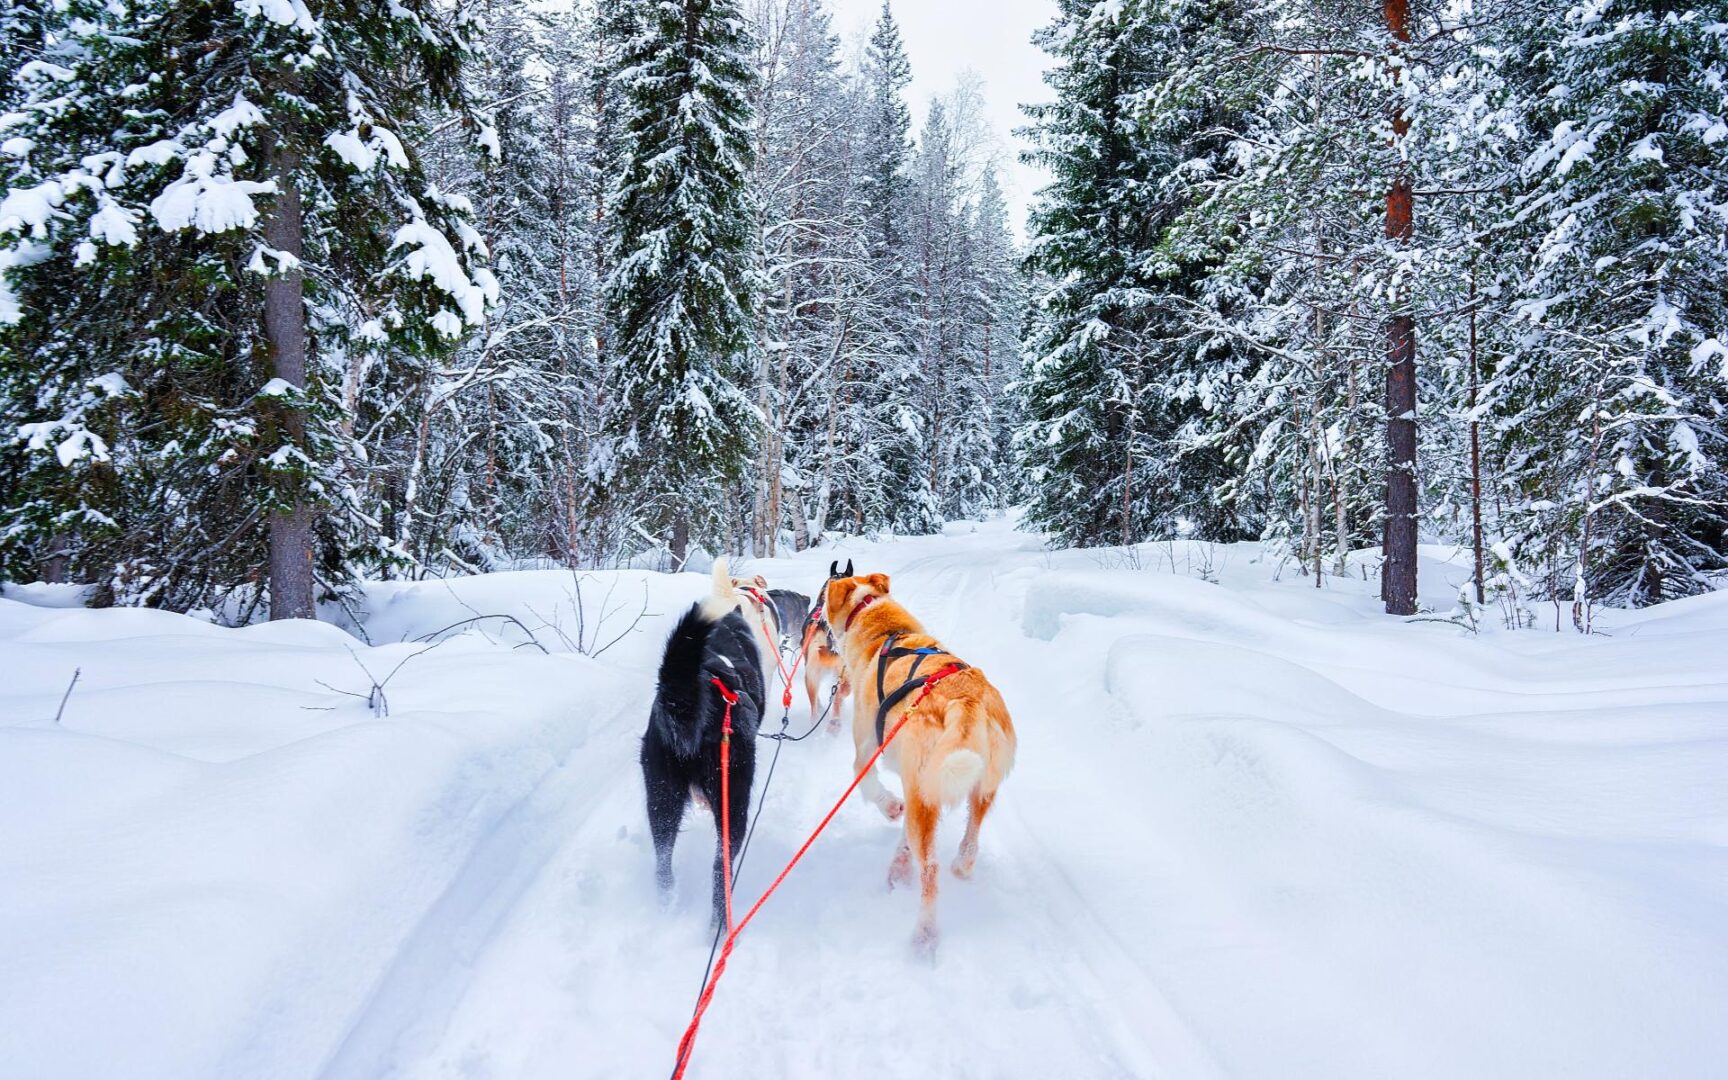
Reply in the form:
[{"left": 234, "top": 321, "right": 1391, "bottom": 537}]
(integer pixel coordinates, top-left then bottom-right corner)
[{"left": 872, "top": 631, "right": 968, "bottom": 746}]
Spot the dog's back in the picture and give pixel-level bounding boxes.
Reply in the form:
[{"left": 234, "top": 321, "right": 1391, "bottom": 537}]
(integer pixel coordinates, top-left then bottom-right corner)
[
  {"left": 766, "top": 589, "right": 810, "bottom": 645},
  {"left": 650, "top": 604, "right": 723, "bottom": 760},
  {"left": 649, "top": 602, "right": 765, "bottom": 760}
]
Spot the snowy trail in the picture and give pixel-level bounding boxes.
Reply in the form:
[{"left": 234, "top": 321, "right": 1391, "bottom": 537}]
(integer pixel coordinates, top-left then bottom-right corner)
[
  {"left": 5, "top": 520, "right": 1726, "bottom": 1079},
  {"left": 363, "top": 529, "right": 1210, "bottom": 1079},
  {"left": 318, "top": 697, "right": 645, "bottom": 1080}
]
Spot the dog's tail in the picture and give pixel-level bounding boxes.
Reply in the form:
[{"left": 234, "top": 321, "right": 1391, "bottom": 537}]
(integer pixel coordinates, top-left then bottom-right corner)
[
  {"left": 924, "top": 698, "right": 987, "bottom": 807},
  {"left": 653, "top": 602, "right": 723, "bottom": 760},
  {"left": 705, "top": 557, "right": 742, "bottom": 621}
]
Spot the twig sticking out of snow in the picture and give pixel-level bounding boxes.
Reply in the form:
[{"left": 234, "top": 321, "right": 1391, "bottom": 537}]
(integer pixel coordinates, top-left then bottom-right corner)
[
  {"left": 311, "top": 645, "right": 440, "bottom": 718},
  {"left": 52, "top": 668, "right": 80, "bottom": 725},
  {"left": 522, "top": 574, "right": 653, "bottom": 659},
  {"left": 413, "top": 614, "right": 550, "bottom": 654}
]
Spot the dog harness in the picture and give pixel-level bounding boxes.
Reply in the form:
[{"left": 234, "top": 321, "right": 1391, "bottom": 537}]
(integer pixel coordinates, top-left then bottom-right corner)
[
  {"left": 808, "top": 605, "right": 837, "bottom": 654},
  {"left": 872, "top": 631, "right": 969, "bottom": 747}
]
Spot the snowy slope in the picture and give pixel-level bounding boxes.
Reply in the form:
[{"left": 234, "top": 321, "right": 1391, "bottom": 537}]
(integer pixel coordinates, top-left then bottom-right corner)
[{"left": 3, "top": 522, "right": 1726, "bottom": 1078}]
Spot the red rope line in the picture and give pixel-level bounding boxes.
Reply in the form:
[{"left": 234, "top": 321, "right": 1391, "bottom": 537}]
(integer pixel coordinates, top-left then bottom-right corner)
[
  {"left": 911, "top": 662, "right": 965, "bottom": 707},
  {"left": 741, "top": 589, "right": 810, "bottom": 710},
  {"left": 707, "top": 677, "right": 737, "bottom": 929},
  {"left": 670, "top": 711, "right": 912, "bottom": 1079}
]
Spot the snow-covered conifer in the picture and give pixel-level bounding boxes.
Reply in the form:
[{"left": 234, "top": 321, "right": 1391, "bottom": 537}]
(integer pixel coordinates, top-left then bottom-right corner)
[
  {"left": 0, "top": 0, "right": 492, "bottom": 615},
  {"left": 603, "top": 0, "right": 760, "bottom": 565}
]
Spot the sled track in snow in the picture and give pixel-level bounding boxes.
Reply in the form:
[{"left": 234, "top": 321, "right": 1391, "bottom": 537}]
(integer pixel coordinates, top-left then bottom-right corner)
[{"left": 318, "top": 698, "right": 646, "bottom": 1080}]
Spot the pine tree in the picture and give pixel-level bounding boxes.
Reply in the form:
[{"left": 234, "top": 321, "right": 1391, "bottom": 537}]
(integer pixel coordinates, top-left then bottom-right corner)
[
  {"left": 0, "top": 0, "right": 492, "bottom": 615},
  {"left": 858, "top": 1, "right": 913, "bottom": 280},
  {"left": 832, "top": 0, "right": 924, "bottom": 535},
  {"left": 1493, "top": 0, "right": 1728, "bottom": 610},
  {"left": 603, "top": 0, "right": 760, "bottom": 565},
  {"left": 1019, "top": 0, "right": 1243, "bottom": 547}
]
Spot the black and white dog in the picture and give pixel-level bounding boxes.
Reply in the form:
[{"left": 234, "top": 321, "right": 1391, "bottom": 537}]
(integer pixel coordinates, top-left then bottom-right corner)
[
  {"left": 641, "top": 561, "right": 766, "bottom": 928},
  {"left": 764, "top": 588, "right": 811, "bottom": 653}
]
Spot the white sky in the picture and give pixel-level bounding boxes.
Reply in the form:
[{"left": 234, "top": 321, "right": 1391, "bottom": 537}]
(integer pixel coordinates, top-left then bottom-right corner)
[{"left": 826, "top": 0, "right": 1057, "bottom": 238}]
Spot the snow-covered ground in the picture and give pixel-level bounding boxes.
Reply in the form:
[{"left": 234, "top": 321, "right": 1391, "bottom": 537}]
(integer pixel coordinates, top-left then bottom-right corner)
[{"left": 3, "top": 520, "right": 1725, "bottom": 1078}]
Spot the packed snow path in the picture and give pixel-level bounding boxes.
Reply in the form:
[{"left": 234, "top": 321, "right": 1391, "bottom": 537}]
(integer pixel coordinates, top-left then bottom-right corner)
[{"left": 3, "top": 520, "right": 1726, "bottom": 1078}]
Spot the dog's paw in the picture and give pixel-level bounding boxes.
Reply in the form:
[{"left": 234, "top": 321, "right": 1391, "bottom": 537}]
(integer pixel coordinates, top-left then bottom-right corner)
[
  {"left": 952, "top": 839, "right": 979, "bottom": 879},
  {"left": 910, "top": 924, "right": 939, "bottom": 963},
  {"left": 881, "top": 796, "right": 905, "bottom": 821},
  {"left": 888, "top": 849, "right": 914, "bottom": 890}
]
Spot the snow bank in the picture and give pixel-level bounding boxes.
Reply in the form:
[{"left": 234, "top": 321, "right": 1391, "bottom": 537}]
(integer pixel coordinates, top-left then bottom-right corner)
[{"left": 0, "top": 582, "right": 645, "bottom": 1079}]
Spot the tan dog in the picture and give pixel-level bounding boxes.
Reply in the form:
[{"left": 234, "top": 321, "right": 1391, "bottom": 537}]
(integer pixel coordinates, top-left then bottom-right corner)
[
  {"left": 710, "top": 560, "right": 780, "bottom": 687},
  {"left": 801, "top": 560, "right": 854, "bottom": 729},
  {"left": 800, "top": 617, "right": 849, "bottom": 729},
  {"left": 823, "top": 571, "right": 1017, "bottom": 953}
]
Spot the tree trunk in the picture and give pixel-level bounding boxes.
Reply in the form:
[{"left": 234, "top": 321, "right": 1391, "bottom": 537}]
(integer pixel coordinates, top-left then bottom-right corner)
[
  {"left": 40, "top": 533, "right": 71, "bottom": 584},
  {"left": 764, "top": 264, "right": 795, "bottom": 557},
  {"left": 788, "top": 483, "right": 811, "bottom": 551},
  {"left": 399, "top": 382, "right": 435, "bottom": 568},
  {"left": 670, "top": 513, "right": 691, "bottom": 571},
  {"left": 1468, "top": 255, "right": 1486, "bottom": 605},
  {"left": 1380, "top": 0, "right": 1418, "bottom": 616},
  {"left": 1309, "top": 419, "right": 1325, "bottom": 587},
  {"left": 1383, "top": 306, "right": 1418, "bottom": 615},
  {"left": 1121, "top": 410, "right": 1135, "bottom": 547},
  {"left": 263, "top": 141, "right": 316, "bottom": 621}
]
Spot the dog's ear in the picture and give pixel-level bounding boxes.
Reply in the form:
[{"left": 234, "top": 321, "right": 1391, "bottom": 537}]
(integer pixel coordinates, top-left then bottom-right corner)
[
  {"left": 843, "top": 559, "right": 854, "bottom": 577},
  {"left": 829, "top": 560, "right": 839, "bottom": 578},
  {"left": 866, "top": 572, "right": 890, "bottom": 595},
  {"left": 753, "top": 575, "right": 769, "bottom": 589}
]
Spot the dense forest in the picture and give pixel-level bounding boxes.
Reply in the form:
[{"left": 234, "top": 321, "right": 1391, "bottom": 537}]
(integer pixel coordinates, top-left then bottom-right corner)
[
  {"left": 1022, "top": 0, "right": 1727, "bottom": 621},
  {"left": 1, "top": 0, "right": 1723, "bottom": 625}
]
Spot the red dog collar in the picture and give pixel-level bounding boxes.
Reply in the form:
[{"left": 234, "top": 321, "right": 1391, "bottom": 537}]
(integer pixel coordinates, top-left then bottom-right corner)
[{"left": 844, "top": 592, "right": 879, "bottom": 632}]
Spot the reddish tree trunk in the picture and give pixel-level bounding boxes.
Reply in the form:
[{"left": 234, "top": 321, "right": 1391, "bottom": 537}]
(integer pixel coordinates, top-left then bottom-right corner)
[{"left": 1381, "top": 0, "right": 1418, "bottom": 616}]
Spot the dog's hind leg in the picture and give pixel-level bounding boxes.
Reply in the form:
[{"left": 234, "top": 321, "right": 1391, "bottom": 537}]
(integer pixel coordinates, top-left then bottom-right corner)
[
  {"left": 952, "top": 788, "right": 994, "bottom": 880},
  {"left": 803, "top": 660, "right": 824, "bottom": 722},
  {"left": 829, "top": 674, "right": 850, "bottom": 734},
  {"left": 905, "top": 794, "right": 941, "bottom": 957},
  {"left": 699, "top": 759, "right": 752, "bottom": 932},
  {"left": 644, "top": 770, "right": 686, "bottom": 902},
  {"left": 851, "top": 728, "right": 903, "bottom": 820}
]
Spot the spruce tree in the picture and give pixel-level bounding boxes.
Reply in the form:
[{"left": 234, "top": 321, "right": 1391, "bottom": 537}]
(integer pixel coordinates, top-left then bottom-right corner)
[
  {"left": 1494, "top": 0, "right": 1728, "bottom": 609},
  {"left": 1019, "top": 0, "right": 1242, "bottom": 547},
  {"left": 603, "top": 0, "right": 759, "bottom": 565},
  {"left": 836, "top": 0, "right": 923, "bottom": 534},
  {"left": 955, "top": 166, "right": 1024, "bottom": 517},
  {"left": 0, "top": 0, "right": 492, "bottom": 616}
]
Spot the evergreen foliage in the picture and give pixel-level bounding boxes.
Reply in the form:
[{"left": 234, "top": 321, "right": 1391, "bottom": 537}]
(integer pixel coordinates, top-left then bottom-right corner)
[
  {"left": 603, "top": 0, "right": 761, "bottom": 562},
  {"left": 2, "top": 0, "right": 1718, "bottom": 625},
  {"left": 1018, "top": 0, "right": 1726, "bottom": 614},
  {"left": 0, "top": 0, "right": 491, "bottom": 611}
]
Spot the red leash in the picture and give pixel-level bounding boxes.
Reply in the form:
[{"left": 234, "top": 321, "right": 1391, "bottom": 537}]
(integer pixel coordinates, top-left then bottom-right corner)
[
  {"left": 708, "top": 677, "right": 738, "bottom": 929},
  {"left": 741, "top": 588, "right": 810, "bottom": 711},
  {"left": 670, "top": 710, "right": 914, "bottom": 1079}
]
